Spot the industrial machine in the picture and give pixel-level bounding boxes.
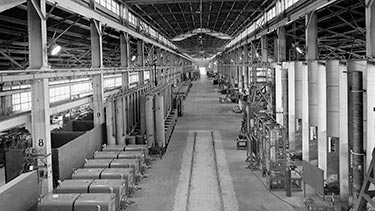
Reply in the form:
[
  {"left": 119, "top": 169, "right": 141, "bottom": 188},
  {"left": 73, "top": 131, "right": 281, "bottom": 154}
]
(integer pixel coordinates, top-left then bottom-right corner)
[
  {"left": 55, "top": 179, "right": 128, "bottom": 210},
  {"left": 242, "top": 65, "right": 301, "bottom": 191},
  {"left": 249, "top": 111, "right": 288, "bottom": 191}
]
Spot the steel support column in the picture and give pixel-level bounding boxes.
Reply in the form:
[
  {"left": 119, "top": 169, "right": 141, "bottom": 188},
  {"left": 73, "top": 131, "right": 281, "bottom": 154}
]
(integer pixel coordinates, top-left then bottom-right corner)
[
  {"left": 277, "top": 26, "right": 287, "bottom": 62},
  {"left": 90, "top": 0, "right": 104, "bottom": 126},
  {"left": 237, "top": 48, "right": 242, "bottom": 89},
  {"left": 261, "top": 35, "right": 268, "bottom": 63},
  {"left": 137, "top": 39, "right": 145, "bottom": 85},
  {"left": 243, "top": 44, "right": 249, "bottom": 89},
  {"left": 306, "top": 12, "right": 318, "bottom": 60},
  {"left": 156, "top": 48, "right": 162, "bottom": 85},
  {"left": 149, "top": 46, "right": 155, "bottom": 85},
  {"left": 28, "top": 0, "right": 53, "bottom": 195},
  {"left": 120, "top": 32, "right": 130, "bottom": 89},
  {"left": 366, "top": 0, "right": 375, "bottom": 58}
]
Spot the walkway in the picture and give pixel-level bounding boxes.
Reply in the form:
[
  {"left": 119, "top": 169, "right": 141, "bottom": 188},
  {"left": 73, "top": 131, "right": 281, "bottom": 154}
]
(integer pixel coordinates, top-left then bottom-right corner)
[{"left": 127, "top": 75, "right": 297, "bottom": 211}]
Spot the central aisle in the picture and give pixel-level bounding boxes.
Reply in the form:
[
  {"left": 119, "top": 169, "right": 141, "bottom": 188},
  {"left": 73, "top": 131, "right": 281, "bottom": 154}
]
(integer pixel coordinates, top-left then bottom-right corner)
[{"left": 127, "top": 76, "right": 296, "bottom": 211}]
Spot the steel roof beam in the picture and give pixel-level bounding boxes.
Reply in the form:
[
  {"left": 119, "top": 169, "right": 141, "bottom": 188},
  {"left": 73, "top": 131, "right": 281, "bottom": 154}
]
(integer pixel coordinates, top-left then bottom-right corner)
[
  {"left": 47, "top": 0, "right": 192, "bottom": 61},
  {"left": 124, "top": 0, "right": 249, "bottom": 4}
]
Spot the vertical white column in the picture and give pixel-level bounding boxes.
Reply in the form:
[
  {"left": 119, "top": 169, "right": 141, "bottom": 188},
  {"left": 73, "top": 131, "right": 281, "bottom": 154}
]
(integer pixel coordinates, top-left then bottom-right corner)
[
  {"left": 339, "top": 62, "right": 349, "bottom": 201},
  {"left": 318, "top": 62, "right": 327, "bottom": 178},
  {"left": 366, "top": 0, "right": 375, "bottom": 58},
  {"left": 145, "top": 95, "right": 155, "bottom": 148},
  {"left": 367, "top": 62, "right": 375, "bottom": 170},
  {"left": 28, "top": 0, "right": 52, "bottom": 195},
  {"left": 326, "top": 61, "right": 340, "bottom": 182},
  {"left": 301, "top": 62, "right": 309, "bottom": 161},
  {"left": 106, "top": 100, "right": 116, "bottom": 145},
  {"left": 366, "top": 0, "right": 375, "bottom": 171},
  {"left": 308, "top": 61, "right": 318, "bottom": 163},
  {"left": 288, "top": 62, "right": 296, "bottom": 152},
  {"left": 155, "top": 94, "right": 165, "bottom": 148},
  {"left": 116, "top": 97, "right": 125, "bottom": 145},
  {"left": 275, "top": 64, "right": 283, "bottom": 125}
]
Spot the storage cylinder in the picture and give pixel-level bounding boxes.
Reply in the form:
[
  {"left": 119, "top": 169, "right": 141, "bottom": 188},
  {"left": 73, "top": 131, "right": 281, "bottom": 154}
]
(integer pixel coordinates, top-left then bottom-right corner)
[
  {"left": 71, "top": 168, "right": 104, "bottom": 180},
  {"left": 38, "top": 193, "right": 80, "bottom": 211},
  {"left": 136, "top": 135, "right": 145, "bottom": 144},
  {"left": 126, "top": 136, "right": 136, "bottom": 145},
  {"left": 89, "top": 180, "right": 127, "bottom": 211},
  {"left": 55, "top": 180, "right": 94, "bottom": 193},
  {"left": 84, "top": 159, "right": 113, "bottom": 168},
  {"left": 74, "top": 193, "right": 116, "bottom": 211},
  {"left": 93, "top": 151, "right": 120, "bottom": 159}
]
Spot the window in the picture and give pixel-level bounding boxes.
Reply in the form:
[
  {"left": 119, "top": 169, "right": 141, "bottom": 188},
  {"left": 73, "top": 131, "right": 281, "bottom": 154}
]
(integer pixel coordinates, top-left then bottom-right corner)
[
  {"left": 104, "top": 74, "right": 122, "bottom": 89},
  {"left": 129, "top": 72, "right": 139, "bottom": 84},
  {"left": 12, "top": 91, "right": 31, "bottom": 112},
  {"left": 11, "top": 85, "right": 31, "bottom": 112},
  {"left": 144, "top": 71, "right": 150, "bottom": 81},
  {"left": 50, "top": 86, "right": 70, "bottom": 103}
]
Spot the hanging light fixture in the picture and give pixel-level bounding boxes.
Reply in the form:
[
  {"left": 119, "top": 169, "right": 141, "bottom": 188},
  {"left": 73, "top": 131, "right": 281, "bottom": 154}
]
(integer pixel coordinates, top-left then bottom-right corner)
[
  {"left": 50, "top": 43, "right": 62, "bottom": 56},
  {"left": 292, "top": 43, "right": 304, "bottom": 54},
  {"left": 296, "top": 46, "right": 304, "bottom": 54},
  {"left": 255, "top": 52, "right": 261, "bottom": 58},
  {"left": 131, "top": 55, "right": 137, "bottom": 62}
]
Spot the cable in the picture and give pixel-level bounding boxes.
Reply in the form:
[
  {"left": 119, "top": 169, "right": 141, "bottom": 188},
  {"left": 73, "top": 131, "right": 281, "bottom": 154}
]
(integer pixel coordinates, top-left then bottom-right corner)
[{"left": 248, "top": 169, "right": 301, "bottom": 210}]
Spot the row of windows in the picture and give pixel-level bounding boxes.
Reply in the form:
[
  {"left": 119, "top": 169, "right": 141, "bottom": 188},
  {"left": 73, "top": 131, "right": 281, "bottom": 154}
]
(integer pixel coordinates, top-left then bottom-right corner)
[
  {"left": 10, "top": 72, "right": 148, "bottom": 112},
  {"left": 93, "top": 0, "right": 175, "bottom": 50},
  {"left": 226, "top": 0, "right": 301, "bottom": 49},
  {"left": 104, "top": 75, "right": 122, "bottom": 89}
]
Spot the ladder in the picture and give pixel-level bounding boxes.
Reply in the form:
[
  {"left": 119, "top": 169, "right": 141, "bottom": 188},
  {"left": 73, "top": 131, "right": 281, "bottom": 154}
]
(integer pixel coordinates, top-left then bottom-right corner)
[{"left": 352, "top": 149, "right": 375, "bottom": 210}]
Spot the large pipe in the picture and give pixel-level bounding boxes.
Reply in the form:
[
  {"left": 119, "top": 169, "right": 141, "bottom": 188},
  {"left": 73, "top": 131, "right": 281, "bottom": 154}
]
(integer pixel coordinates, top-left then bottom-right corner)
[
  {"left": 155, "top": 93, "right": 165, "bottom": 148},
  {"left": 115, "top": 97, "right": 125, "bottom": 145},
  {"left": 140, "top": 95, "right": 146, "bottom": 135},
  {"left": 350, "top": 71, "right": 364, "bottom": 199},
  {"left": 282, "top": 69, "right": 289, "bottom": 140},
  {"left": 106, "top": 100, "right": 116, "bottom": 145},
  {"left": 145, "top": 95, "right": 155, "bottom": 148}
]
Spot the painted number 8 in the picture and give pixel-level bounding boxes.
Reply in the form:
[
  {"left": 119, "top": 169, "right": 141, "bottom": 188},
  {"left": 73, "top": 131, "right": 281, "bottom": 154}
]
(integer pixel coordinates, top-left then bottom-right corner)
[{"left": 38, "top": 139, "right": 44, "bottom": 147}]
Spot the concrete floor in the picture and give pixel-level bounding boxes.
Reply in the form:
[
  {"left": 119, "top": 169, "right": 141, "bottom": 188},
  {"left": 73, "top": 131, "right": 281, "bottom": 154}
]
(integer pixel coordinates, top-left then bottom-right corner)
[{"left": 127, "top": 76, "right": 303, "bottom": 211}]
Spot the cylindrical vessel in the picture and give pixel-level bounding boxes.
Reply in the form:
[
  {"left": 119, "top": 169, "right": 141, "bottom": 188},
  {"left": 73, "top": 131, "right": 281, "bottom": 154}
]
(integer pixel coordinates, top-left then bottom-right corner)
[
  {"left": 106, "top": 100, "right": 116, "bottom": 145},
  {"left": 145, "top": 95, "right": 155, "bottom": 148},
  {"left": 126, "top": 136, "right": 136, "bottom": 145},
  {"left": 350, "top": 71, "right": 364, "bottom": 199},
  {"left": 155, "top": 94, "right": 165, "bottom": 148},
  {"left": 136, "top": 135, "right": 145, "bottom": 145},
  {"left": 116, "top": 97, "right": 125, "bottom": 145}
]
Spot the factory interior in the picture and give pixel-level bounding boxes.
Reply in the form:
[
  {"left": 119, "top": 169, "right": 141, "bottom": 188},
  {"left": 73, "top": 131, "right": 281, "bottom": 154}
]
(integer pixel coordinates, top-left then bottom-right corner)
[{"left": 0, "top": 0, "right": 375, "bottom": 210}]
